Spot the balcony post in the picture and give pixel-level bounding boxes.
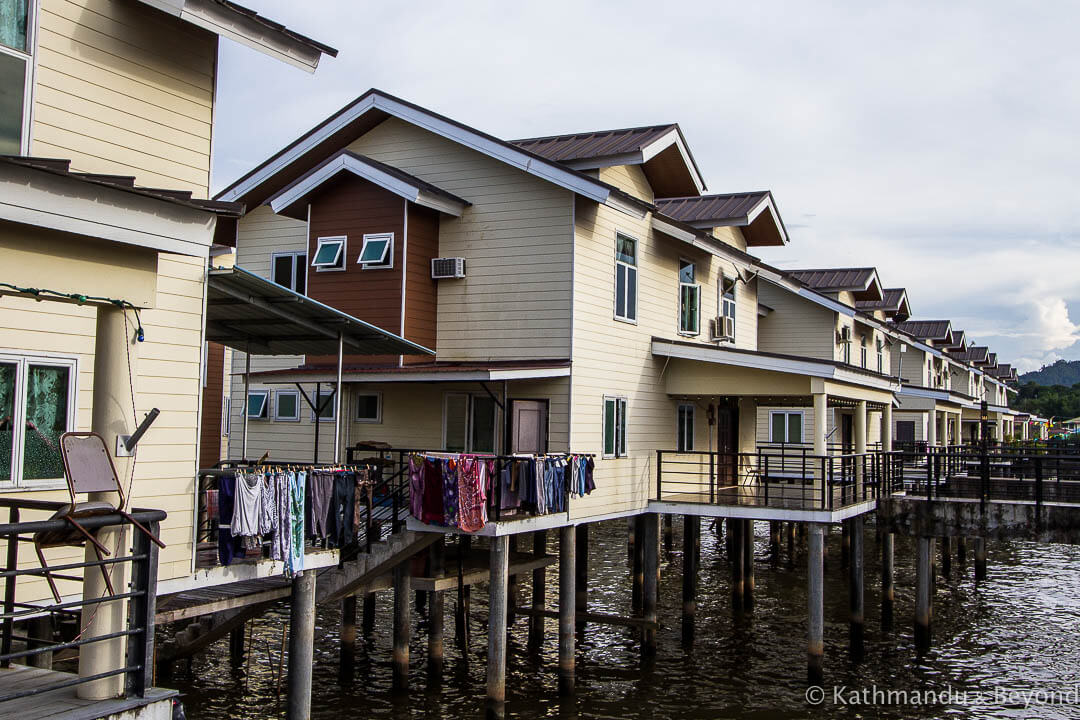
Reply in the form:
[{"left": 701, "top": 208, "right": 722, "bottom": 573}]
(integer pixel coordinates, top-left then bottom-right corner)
[
  {"left": 855, "top": 400, "right": 867, "bottom": 492},
  {"left": 883, "top": 403, "right": 893, "bottom": 452},
  {"left": 80, "top": 303, "right": 137, "bottom": 700},
  {"left": 813, "top": 392, "right": 828, "bottom": 499}
]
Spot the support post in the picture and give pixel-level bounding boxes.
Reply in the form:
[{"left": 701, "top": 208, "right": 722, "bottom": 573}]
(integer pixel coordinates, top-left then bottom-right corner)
[
  {"left": 915, "top": 537, "right": 932, "bottom": 654},
  {"left": 339, "top": 596, "right": 356, "bottom": 682},
  {"left": 642, "top": 514, "right": 659, "bottom": 657},
  {"left": 27, "top": 615, "right": 54, "bottom": 670},
  {"left": 242, "top": 344, "right": 250, "bottom": 461},
  {"left": 813, "top": 392, "right": 828, "bottom": 499},
  {"left": 841, "top": 520, "right": 850, "bottom": 569},
  {"left": 507, "top": 535, "right": 518, "bottom": 627},
  {"left": 682, "top": 515, "right": 699, "bottom": 646},
  {"left": 883, "top": 403, "right": 893, "bottom": 452},
  {"left": 393, "top": 562, "right": 411, "bottom": 692},
  {"left": 486, "top": 535, "right": 509, "bottom": 719},
  {"left": 456, "top": 536, "right": 472, "bottom": 651},
  {"left": 769, "top": 521, "right": 781, "bottom": 563},
  {"left": 230, "top": 624, "right": 246, "bottom": 669},
  {"left": 362, "top": 593, "right": 376, "bottom": 637},
  {"left": 974, "top": 537, "right": 987, "bottom": 582},
  {"left": 786, "top": 522, "right": 796, "bottom": 567},
  {"left": 575, "top": 524, "right": 589, "bottom": 633},
  {"left": 286, "top": 570, "right": 316, "bottom": 720},
  {"left": 631, "top": 515, "right": 644, "bottom": 615},
  {"left": 731, "top": 517, "right": 744, "bottom": 615},
  {"left": 855, "top": 400, "right": 867, "bottom": 493},
  {"left": 940, "top": 536, "right": 952, "bottom": 579},
  {"left": 529, "top": 530, "right": 547, "bottom": 650},
  {"left": 559, "top": 525, "right": 576, "bottom": 696},
  {"left": 428, "top": 538, "right": 445, "bottom": 685},
  {"left": 957, "top": 537, "right": 967, "bottom": 565},
  {"left": 808, "top": 523, "right": 825, "bottom": 685},
  {"left": 80, "top": 304, "right": 136, "bottom": 700},
  {"left": 662, "top": 514, "right": 673, "bottom": 552},
  {"left": 849, "top": 517, "right": 864, "bottom": 662},
  {"left": 742, "top": 518, "right": 754, "bottom": 611},
  {"left": 334, "top": 331, "right": 343, "bottom": 463},
  {"left": 881, "top": 532, "right": 894, "bottom": 631}
]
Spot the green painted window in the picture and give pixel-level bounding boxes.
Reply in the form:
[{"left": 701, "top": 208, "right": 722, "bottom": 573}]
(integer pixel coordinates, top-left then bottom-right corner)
[
  {"left": 677, "top": 403, "right": 694, "bottom": 452},
  {"left": 0, "top": 361, "right": 16, "bottom": 482},
  {"left": 356, "top": 393, "right": 381, "bottom": 423},
  {"left": 274, "top": 390, "right": 299, "bottom": 421},
  {"left": 770, "top": 411, "right": 803, "bottom": 444},
  {"left": 247, "top": 391, "right": 268, "bottom": 419},
  {"left": 358, "top": 233, "right": 392, "bottom": 267},
  {"left": 311, "top": 237, "right": 345, "bottom": 269},
  {"left": 0, "top": 45, "right": 26, "bottom": 155},
  {"left": 603, "top": 396, "right": 627, "bottom": 458},
  {"left": 0, "top": 1, "right": 29, "bottom": 52},
  {"left": 314, "top": 390, "right": 335, "bottom": 421},
  {"left": 0, "top": 355, "right": 75, "bottom": 486}
]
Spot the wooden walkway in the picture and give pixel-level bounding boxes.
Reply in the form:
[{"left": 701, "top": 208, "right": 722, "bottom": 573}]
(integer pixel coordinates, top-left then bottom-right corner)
[{"left": 0, "top": 665, "right": 174, "bottom": 720}]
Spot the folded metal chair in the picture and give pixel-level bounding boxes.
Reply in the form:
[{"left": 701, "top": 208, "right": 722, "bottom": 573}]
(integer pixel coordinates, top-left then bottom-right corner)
[{"left": 34, "top": 431, "right": 165, "bottom": 604}]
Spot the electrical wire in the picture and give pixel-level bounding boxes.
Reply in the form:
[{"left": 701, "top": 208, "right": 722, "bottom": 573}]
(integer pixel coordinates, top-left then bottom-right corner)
[{"left": 0, "top": 282, "right": 145, "bottom": 342}]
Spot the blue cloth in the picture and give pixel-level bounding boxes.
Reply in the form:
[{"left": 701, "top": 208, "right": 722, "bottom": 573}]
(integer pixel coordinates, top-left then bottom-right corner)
[{"left": 217, "top": 474, "right": 245, "bottom": 566}]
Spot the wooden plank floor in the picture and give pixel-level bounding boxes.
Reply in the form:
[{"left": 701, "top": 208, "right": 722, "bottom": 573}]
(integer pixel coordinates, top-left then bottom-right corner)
[
  {"left": 0, "top": 665, "right": 175, "bottom": 720},
  {"left": 156, "top": 576, "right": 293, "bottom": 624}
]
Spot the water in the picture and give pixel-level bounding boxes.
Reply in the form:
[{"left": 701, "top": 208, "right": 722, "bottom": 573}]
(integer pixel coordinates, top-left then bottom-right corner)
[{"left": 168, "top": 520, "right": 1080, "bottom": 719}]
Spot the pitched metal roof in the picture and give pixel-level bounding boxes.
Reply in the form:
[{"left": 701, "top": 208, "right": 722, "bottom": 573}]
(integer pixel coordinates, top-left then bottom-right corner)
[
  {"left": 652, "top": 192, "right": 787, "bottom": 246},
  {"left": 948, "top": 346, "right": 989, "bottom": 363},
  {"left": 893, "top": 320, "right": 953, "bottom": 342},
  {"left": 512, "top": 124, "right": 677, "bottom": 163},
  {"left": 855, "top": 287, "right": 910, "bottom": 317},
  {"left": 206, "top": 266, "right": 433, "bottom": 357},
  {"left": 0, "top": 155, "right": 243, "bottom": 216},
  {"left": 788, "top": 267, "right": 883, "bottom": 301}
]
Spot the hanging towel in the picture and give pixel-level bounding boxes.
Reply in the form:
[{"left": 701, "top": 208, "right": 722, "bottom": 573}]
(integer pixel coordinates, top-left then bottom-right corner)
[
  {"left": 271, "top": 472, "right": 290, "bottom": 563},
  {"left": 287, "top": 471, "right": 306, "bottom": 577},
  {"left": 232, "top": 471, "right": 264, "bottom": 549},
  {"left": 457, "top": 456, "right": 485, "bottom": 533}
]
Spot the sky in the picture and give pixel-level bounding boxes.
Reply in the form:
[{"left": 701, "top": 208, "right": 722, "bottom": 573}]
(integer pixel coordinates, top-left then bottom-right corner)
[{"left": 210, "top": 0, "right": 1080, "bottom": 373}]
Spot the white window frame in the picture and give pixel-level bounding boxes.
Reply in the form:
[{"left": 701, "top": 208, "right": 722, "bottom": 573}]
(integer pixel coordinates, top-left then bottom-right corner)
[
  {"left": 602, "top": 395, "right": 628, "bottom": 459},
  {"left": 0, "top": 350, "right": 78, "bottom": 489},
  {"left": 676, "top": 402, "right": 695, "bottom": 452},
  {"left": 273, "top": 389, "right": 300, "bottom": 422},
  {"left": 221, "top": 395, "right": 231, "bottom": 436},
  {"left": 678, "top": 259, "right": 700, "bottom": 336},
  {"left": 358, "top": 232, "right": 394, "bottom": 270},
  {"left": 860, "top": 336, "right": 868, "bottom": 369},
  {"left": 720, "top": 272, "right": 737, "bottom": 341},
  {"left": 312, "top": 236, "right": 347, "bottom": 272},
  {"left": 271, "top": 250, "right": 308, "bottom": 293},
  {"left": 355, "top": 391, "right": 382, "bottom": 423},
  {"left": 312, "top": 389, "right": 336, "bottom": 422},
  {"left": 0, "top": 0, "right": 37, "bottom": 156},
  {"left": 876, "top": 338, "right": 884, "bottom": 374},
  {"left": 614, "top": 232, "right": 638, "bottom": 324},
  {"left": 768, "top": 410, "right": 804, "bottom": 444},
  {"left": 442, "top": 392, "right": 496, "bottom": 452},
  {"left": 247, "top": 390, "right": 269, "bottom": 420}
]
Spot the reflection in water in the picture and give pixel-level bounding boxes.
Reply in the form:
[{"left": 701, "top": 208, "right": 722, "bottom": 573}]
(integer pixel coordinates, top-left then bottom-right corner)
[{"left": 168, "top": 519, "right": 1080, "bottom": 719}]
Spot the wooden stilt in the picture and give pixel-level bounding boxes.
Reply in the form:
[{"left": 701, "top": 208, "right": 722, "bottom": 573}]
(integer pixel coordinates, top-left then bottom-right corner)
[
  {"left": 456, "top": 536, "right": 472, "bottom": 651},
  {"left": 393, "top": 562, "right": 411, "bottom": 691},
  {"left": 808, "top": 524, "right": 824, "bottom": 685},
  {"left": 841, "top": 520, "right": 850, "bottom": 569},
  {"left": 362, "top": 592, "right": 376, "bottom": 638},
  {"left": 286, "top": 570, "right": 316, "bottom": 720},
  {"left": 642, "top": 514, "right": 659, "bottom": 657},
  {"left": 486, "top": 535, "right": 509, "bottom": 719},
  {"left": 915, "top": 536, "right": 932, "bottom": 654},
  {"left": 769, "top": 521, "right": 781, "bottom": 564},
  {"left": 229, "top": 624, "right": 246, "bottom": 669},
  {"left": 957, "top": 536, "right": 967, "bottom": 565},
  {"left": 743, "top": 519, "right": 754, "bottom": 611},
  {"left": 575, "top": 524, "right": 589, "bottom": 633},
  {"left": 682, "top": 514, "right": 699, "bottom": 646},
  {"left": 786, "top": 522, "right": 796, "bottom": 568},
  {"left": 558, "top": 525, "right": 576, "bottom": 696},
  {"left": 529, "top": 530, "right": 547, "bottom": 650},
  {"left": 662, "top": 514, "right": 674, "bottom": 552},
  {"left": 507, "top": 535, "right": 518, "bottom": 627},
  {"left": 631, "top": 515, "right": 644, "bottom": 615},
  {"left": 731, "top": 518, "right": 744, "bottom": 615},
  {"left": 881, "top": 532, "right": 894, "bottom": 631},
  {"left": 428, "top": 538, "right": 445, "bottom": 686}
]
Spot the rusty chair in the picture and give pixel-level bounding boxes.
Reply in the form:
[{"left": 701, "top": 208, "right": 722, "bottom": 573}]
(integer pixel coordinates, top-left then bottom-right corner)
[{"left": 34, "top": 431, "right": 165, "bottom": 604}]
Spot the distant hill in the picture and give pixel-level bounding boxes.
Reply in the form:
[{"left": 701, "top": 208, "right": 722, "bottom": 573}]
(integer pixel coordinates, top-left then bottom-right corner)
[{"left": 1019, "top": 359, "right": 1080, "bottom": 386}]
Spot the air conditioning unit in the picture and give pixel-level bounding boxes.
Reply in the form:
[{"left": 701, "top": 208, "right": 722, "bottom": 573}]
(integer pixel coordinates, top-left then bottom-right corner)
[
  {"left": 431, "top": 257, "right": 466, "bottom": 279},
  {"left": 837, "top": 325, "right": 852, "bottom": 343},
  {"left": 710, "top": 316, "right": 735, "bottom": 342}
]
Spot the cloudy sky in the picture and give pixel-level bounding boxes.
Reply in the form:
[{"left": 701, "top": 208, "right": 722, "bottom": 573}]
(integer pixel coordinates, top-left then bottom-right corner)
[{"left": 211, "top": 0, "right": 1080, "bottom": 372}]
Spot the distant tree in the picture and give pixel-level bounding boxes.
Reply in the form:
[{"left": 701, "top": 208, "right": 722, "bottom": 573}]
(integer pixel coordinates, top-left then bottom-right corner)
[{"left": 1019, "top": 359, "right": 1080, "bottom": 387}]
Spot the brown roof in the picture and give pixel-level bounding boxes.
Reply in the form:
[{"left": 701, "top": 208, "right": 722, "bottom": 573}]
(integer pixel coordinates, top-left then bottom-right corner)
[
  {"left": 512, "top": 124, "right": 677, "bottom": 163},
  {"left": 0, "top": 155, "right": 243, "bottom": 216},
  {"left": 948, "top": 346, "right": 989, "bottom": 363},
  {"left": 788, "top": 268, "right": 882, "bottom": 301},
  {"left": 855, "top": 287, "right": 910, "bottom": 318},
  {"left": 893, "top": 320, "right": 953, "bottom": 342},
  {"left": 653, "top": 192, "right": 787, "bottom": 247}
]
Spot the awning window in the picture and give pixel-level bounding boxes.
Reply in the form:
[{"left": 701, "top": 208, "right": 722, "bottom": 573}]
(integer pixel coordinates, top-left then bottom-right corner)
[
  {"left": 358, "top": 233, "right": 392, "bottom": 267},
  {"left": 312, "top": 236, "right": 345, "bottom": 268}
]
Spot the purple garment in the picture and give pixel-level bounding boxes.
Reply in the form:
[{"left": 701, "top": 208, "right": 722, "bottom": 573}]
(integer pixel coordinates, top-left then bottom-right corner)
[
  {"left": 271, "top": 472, "right": 290, "bottom": 562},
  {"left": 409, "top": 455, "right": 423, "bottom": 519},
  {"left": 442, "top": 459, "right": 459, "bottom": 527}
]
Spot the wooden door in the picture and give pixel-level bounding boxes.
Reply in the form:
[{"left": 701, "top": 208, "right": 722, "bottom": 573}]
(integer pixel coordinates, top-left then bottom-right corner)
[
  {"left": 511, "top": 400, "right": 548, "bottom": 454},
  {"left": 716, "top": 402, "right": 738, "bottom": 485}
]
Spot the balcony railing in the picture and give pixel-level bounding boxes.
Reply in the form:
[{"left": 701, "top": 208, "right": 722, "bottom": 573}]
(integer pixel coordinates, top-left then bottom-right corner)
[
  {"left": 656, "top": 448, "right": 903, "bottom": 512},
  {"left": 0, "top": 497, "right": 164, "bottom": 703}
]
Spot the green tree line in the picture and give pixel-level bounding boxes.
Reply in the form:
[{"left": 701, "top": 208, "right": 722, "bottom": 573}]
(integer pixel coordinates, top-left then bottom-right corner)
[{"left": 1015, "top": 382, "right": 1080, "bottom": 422}]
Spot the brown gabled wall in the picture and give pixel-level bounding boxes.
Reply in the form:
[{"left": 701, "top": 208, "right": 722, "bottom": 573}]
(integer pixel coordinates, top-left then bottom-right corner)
[
  {"left": 305, "top": 174, "right": 438, "bottom": 365},
  {"left": 199, "top": 342, "right": 225, "bottom": 469}
]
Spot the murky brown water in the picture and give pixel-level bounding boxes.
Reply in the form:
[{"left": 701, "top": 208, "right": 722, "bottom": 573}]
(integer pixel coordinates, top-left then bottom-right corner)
[{"left": 166, "top": 519, "right": 1080, "bottom": 719}]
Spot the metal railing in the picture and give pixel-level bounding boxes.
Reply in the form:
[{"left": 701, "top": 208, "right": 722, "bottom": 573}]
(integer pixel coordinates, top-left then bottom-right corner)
[
  {"left": 896, "top": 445, "right": 1080, "bottom": 507},
  {"left": 656, "top": 448, "right": 903, "bottom": 511},
  {"left": 0, "top": 497, "right": 164, "bottom": 702}
]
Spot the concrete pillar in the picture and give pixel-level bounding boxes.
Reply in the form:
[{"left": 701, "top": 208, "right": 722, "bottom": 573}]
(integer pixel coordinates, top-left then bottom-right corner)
[
  {"left": 662, "top": 514, "right": 673, "bottom": 551},
  {"left": 456, "top": 536, "right": 472, "bottom": 651},
  {"left": 631, "top": 515, "right": 644, "bottom": 615},
  {"left": 813, "top": 393, "right": 828, "bottom": 497},
  {"left": 742, "top": 518, "right": 754, "bottom": 611},
  {"left": 575, "top": 524, "right": 589, "bottom": 632},
  {"left": 80, "top": 304, "right": 137, "bottom": 700},
  {"left": 682, "top": 515, "right": 699, "bottom": 646},
  {"left": 486, "top": 535, "right": 509, "bottom": 719},
  {"left": 849, "top": 517, "right": 864, "bottom": 661},
  {"left": 915, "top": 537, "right": 932, "bottom": 654},
  {"left": 287, "top": 570, "right": 316, "bottom": 720},
  {"left": 362, "top": 593, "right": 376, "bottom": 637},
  {"left": 957, "top": 537, "right": 967, "bottom": 565},
  {"left": 841, "top": 521, "right": 850, "bottom": 569},
  {"left": 393, "top": 562, "right": 411, "bottom": 691},
  {"left": 769, "top": 521, "right": 781, "bottom": 562},
  {"left": 230, "top": 625, "right": 246, "bottom": 669},
  {"left": 881, "top": 532, "right": 894, "bottom": 631},
  {"left": 27, "top": 615, "right": 54, "bottom": 669},
  {"left": 883, "top": 403, "right": 893, "bottom": 452},
  {"left": 855, "top": 400, "right": 867, "bottom": 492},
  {"left": 642, "top": 514, "right": 659, "bottom": 656},
  {"left": 807, "top": 523, "right": 825, "bottom": 684},
  {"left": 529, "top": 530, "right": 547, "bottom": 650},
  {"left": 558, "top": 525, "right": 575, "bottom": 696},
  {"left": 506, "top": 535, "right": 518, "bottom": 627},
  {"left": 428, "top": 539, "right": 445, "bottom": 685},
  {"left": 974, "top": 537, "right": 987, "bottom": 582},
  {"left": 927, "top": 410, "right": 937, "bottom": 447}
]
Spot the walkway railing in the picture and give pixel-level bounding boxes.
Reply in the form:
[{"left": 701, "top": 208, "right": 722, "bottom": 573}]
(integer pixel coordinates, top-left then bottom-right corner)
[
  {"left": 897, "top": 445, "right": 1080, "bottom": 506},
  {"left": 655, "top": 448, "right": 903, "bottom": 511},
  {"left": 0, "top": 497, "right": 164, "bottom": 702}
]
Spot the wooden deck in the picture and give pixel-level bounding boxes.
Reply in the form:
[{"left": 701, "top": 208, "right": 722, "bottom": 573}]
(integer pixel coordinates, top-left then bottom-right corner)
[
  {"left": 659, "top": 483, "right": 873, "bottom": 511},
  {"left": 0, "top": 665, "right": 174, "bottom": 720}
]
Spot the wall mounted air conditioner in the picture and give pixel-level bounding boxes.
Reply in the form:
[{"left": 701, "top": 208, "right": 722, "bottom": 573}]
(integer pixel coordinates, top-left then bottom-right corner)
[
  {"left": 431, "top": 257, "right": 466, "bottom": 279},
  {"left": 710, "top": 316, "right": 735, "bottom": 342}
]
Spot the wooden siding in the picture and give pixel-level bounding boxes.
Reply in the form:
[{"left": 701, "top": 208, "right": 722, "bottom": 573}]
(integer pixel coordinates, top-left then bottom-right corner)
[
  {"left": 198, "top": 341, "right": 223, "bottom": 469},
  {"left": 403, "top": 204, "right": 439, "bottom": 358},
  {"left": 345, "top": 117, "right": 574, "bottom": 362},
  {"left": 757, "top": 282, "right": 835, "bottom": 360},
  {"left": 599, "top": 164, "right": 654, "bottom": 203},
  {"left": 31, "top": 0, "right": 216, "bottom": 197}
]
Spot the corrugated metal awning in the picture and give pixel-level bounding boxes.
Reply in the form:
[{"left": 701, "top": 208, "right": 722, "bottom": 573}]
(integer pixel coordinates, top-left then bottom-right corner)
[{"left": 206, "top": 266, "right": 433, "bottom": 357}]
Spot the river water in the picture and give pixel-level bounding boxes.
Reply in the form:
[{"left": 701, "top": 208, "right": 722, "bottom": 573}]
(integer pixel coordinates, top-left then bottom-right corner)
[{"left": 168, "top": 519, "right": 1080, "bottom": 719}]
